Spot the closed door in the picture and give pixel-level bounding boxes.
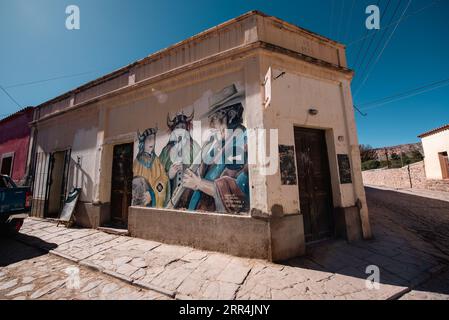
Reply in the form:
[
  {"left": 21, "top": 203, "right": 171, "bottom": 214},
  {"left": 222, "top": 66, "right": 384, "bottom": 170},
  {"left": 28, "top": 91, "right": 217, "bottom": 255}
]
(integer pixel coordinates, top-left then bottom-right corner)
[
  {"left": 439, "top": 152, "right": 449, "bottom": 179},
  {"left": 294, "top": 127, "right": 334, "bottom": 243},
  {"left": 110, "top": 143, "right": 133, "bottom": 226}
]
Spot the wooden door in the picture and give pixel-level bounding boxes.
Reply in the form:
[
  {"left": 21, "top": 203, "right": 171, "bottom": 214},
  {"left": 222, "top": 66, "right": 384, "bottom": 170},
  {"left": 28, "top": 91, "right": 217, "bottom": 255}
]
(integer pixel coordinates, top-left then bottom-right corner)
[
  {"left": 110, "top": 143, "right": 133, "bottom": 226},
  {"left": 439, "top": 152, "right": 449, "bottom": 179},
  {"left": 294, "top": 127, "right": 334, "bottom": 243}
]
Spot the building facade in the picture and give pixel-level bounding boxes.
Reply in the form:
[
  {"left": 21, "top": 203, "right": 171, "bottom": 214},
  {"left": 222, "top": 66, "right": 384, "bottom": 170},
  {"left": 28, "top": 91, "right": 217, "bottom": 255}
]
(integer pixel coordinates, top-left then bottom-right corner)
[
  {"left": 29, "top": 11, "right": 371, "bottom": 261},
  {"left": 0, "top": 106, "right": 34, "bottom": 185},
  {"left": 419, "top": 124, "right": 449, "bottom": 180}
]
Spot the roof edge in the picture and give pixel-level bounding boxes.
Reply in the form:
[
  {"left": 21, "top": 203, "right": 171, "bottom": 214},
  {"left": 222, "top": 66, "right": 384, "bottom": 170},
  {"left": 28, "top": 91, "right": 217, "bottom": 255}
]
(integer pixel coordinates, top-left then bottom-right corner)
[
  {"left": 418, "top": 124, "right": 449, "bottom": 138},
  {"left": 35, "top": 10, "right": 344, "bottom": 110}
]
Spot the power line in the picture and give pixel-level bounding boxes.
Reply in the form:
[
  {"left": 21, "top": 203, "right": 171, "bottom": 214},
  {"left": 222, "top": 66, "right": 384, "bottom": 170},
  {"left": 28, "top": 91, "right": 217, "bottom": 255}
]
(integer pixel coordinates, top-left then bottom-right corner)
[
  {"left": 336, "top": 0, "right": 346, "bottom": 40},
  {"left": 4, "top": 70, "right": 97, "bottom": 89},
  {"left": 354, "top": 0, "right": 393, "bottom": 75},
  {"left": 347, "top": 0, "right": 441, "bottom": 47},
  {"left": 355, "top": 0, "right": 398, "bottom": 82},
  {"left": 357, "top": 76, "right": 449, "bottom": 110},
  {"left": 329, "top": 0, "right": 336, "bottom": 37},
  {"left": 343, "top": 0, "right": 357, "bottom": 43},
  {"left": 351, "top": 0, "right": 381, "bottom": 69},
  {"left": 0, "top": 86, "right": 21, "bottom": 107},
  {"left": 353, "top": 0, "right": 412, "bottom": 97}
]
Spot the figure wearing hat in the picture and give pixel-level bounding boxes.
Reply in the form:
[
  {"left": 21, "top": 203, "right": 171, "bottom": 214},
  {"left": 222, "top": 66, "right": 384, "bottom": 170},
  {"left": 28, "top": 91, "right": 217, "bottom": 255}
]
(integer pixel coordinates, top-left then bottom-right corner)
[
  {"left": 132, "top": 128, "right": 169, "bottom": 208},
  {"left": 180, "top": 84, "right": 250, "bottom": 214},
  {"left": 159, "top": 110, "right": 201, "bottom": 208}
]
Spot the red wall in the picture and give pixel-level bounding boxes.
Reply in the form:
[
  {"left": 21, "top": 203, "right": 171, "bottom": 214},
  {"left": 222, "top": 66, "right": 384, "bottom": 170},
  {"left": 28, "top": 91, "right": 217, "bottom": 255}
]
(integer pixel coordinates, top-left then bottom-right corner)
[{"left": 0, "top": 108, "right": 34, "bottom": 183}]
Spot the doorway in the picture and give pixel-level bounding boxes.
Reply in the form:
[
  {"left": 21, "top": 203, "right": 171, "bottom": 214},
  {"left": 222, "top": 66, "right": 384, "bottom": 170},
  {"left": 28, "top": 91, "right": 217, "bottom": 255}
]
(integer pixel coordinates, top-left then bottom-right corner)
[
  {"left": 45, "top": 150, "right": 71, "bottom": 218},
  {"left": 110, "top": 143, "right": 133, "bottom": 227},
  {"left": 294, "top": 127, "right": 334, "bottom": 243},
  {"left": 439, "top": 152, "right": 449, "bottom": 179}
]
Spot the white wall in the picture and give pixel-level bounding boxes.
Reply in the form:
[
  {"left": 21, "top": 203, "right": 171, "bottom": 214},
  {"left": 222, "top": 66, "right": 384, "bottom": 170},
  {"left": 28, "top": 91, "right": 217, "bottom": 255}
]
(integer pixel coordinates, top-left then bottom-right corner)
[{"left": 422, "top": 130, "right": 449, "bottom": 179}]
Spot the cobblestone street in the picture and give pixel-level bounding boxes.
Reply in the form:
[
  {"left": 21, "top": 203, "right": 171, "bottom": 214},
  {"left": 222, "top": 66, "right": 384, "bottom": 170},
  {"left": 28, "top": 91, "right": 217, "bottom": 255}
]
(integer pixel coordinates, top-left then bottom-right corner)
[{"left": 1, "top": 187, "right": 449, "bottom": 300}]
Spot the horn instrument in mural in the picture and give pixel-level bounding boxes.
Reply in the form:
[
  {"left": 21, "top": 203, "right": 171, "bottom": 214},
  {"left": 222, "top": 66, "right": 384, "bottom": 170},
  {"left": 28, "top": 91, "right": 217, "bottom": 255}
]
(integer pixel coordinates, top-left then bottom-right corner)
[{"left": 166, "top": 128, "right": 243, "bottom": 209}]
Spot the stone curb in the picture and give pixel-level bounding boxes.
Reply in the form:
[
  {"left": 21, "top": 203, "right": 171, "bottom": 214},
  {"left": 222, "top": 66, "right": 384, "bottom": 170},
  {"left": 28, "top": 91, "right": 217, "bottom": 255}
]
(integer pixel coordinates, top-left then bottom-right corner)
[
  {"left": 16, "top": 235, "right": 175, "bottom": 300},
  {"left": 49, "top": 250, "right": 81, "bottom": 264},
  {"left": 133, "top": 280, "right": 176, "bottom": 298},
  {"left": 104, "top": 270, "right": 134, "bottom": 285}
]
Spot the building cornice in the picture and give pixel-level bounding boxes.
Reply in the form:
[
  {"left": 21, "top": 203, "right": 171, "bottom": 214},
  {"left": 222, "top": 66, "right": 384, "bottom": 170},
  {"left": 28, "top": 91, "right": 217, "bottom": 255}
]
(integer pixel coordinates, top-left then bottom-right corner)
[{"left": 31, "top": 41, "right": 352, "bottom": 125}]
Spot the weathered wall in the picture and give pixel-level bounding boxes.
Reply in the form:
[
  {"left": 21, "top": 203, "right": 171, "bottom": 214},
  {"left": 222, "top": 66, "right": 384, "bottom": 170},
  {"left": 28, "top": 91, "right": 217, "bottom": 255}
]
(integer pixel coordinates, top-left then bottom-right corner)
[
  {"left": 34, "top": 106, "right": 99, "bottom": 203},
  {"left": 421, "top": 130, "right": 449, "bottom": 179},
  {"left": 261, "top": 52, "right": 370, "bottom": 239},
  {"left": 362, "top": 161, "right": 449, "bottom": 192},
  {"left": 362, "top": 162, "right": 424, "bottom": 189},
  {"left": 97, "top": 64, "right": 251, "bottom": 216},
  {"left": 128, "top": 206, "right": 305, "bottom": 261},
  {"left": 34, "top": 11, "right": 347, "bottom": 123},
  {"left": 0, "top": 109, "right": 33, "bottom": 184}
]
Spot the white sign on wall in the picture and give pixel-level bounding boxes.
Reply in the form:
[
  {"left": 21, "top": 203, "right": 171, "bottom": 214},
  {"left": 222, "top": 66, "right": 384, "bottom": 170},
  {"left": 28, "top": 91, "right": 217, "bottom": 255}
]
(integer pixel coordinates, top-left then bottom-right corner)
[{"left": 264, "top": 67, "right": 272, "bottom": 109}]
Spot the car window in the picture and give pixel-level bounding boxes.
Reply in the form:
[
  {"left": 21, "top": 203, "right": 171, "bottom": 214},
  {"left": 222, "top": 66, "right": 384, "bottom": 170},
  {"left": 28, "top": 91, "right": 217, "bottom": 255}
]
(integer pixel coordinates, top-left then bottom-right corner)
[
  {"left": 0, "top": 177, "right": 6, "bottom": 188},
  {"left": 0, "top": 176, "right": 16, "bottom": 188}
]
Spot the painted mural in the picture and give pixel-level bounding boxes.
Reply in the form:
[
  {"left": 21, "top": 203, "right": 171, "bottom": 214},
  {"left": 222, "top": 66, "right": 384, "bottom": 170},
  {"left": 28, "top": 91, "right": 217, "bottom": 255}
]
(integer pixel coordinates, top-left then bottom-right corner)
[{"left": 132, "top": 83, "right": 250, "bottom": 215}]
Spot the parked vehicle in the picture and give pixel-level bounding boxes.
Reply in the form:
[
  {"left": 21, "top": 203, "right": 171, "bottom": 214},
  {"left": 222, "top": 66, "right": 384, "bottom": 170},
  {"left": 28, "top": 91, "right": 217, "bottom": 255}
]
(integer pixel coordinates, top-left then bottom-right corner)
[{"left": 0, "top": 174, "right": 32, "bottom": 235}]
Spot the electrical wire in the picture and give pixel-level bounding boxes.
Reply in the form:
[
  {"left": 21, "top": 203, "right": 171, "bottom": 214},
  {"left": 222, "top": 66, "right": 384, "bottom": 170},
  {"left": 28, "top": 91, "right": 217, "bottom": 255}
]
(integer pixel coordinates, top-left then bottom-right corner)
[
  {"left": 351, "top": 0, "right": 382, "bottom": 69},
  {"left": 357, "top": 76, "right": 449, "bottom": 111},
  {"left": 354, "top": 0, "right": 393, "bottom": 75},
  {"left": 0, "top": 86, "right": 21, "bottom": 107},
  {"left": 353, "top": 0, "right": 412, "bottom": 97},
  {"left": 347, "top": 0, "right": 441, "bottom": 47}
]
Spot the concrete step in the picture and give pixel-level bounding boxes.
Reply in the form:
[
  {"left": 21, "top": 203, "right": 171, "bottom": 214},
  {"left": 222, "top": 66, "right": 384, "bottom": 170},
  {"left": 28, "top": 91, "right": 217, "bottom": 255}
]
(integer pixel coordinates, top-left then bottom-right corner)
[{"left": 97, "top": 226, "right": 129, "bottom": 236}]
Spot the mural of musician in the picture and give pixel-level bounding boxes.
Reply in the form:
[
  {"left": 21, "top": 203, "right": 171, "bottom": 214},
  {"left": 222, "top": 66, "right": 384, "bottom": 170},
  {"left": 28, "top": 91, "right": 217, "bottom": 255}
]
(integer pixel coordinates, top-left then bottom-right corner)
[
  {"left": 132, "top": 83, "right": 250, "bottom": 215},
  {"left": 159, "top": 111, "right": 201, "bottom": 208},
  {"left": 175, "top": 84, "right": 250, "bottom": 214},
  {"left": 132, "top": 128, "right": 170, "bottom": 208}
]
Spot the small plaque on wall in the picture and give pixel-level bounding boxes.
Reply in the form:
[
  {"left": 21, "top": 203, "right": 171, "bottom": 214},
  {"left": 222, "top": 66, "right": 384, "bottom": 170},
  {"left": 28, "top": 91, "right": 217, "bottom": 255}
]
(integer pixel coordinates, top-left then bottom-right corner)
[
  {"left": 279, "top": 145, "right": 297, "bottom": 185},
  {"left": 338, "top": 154, "right": 352, "bottom": 184}
]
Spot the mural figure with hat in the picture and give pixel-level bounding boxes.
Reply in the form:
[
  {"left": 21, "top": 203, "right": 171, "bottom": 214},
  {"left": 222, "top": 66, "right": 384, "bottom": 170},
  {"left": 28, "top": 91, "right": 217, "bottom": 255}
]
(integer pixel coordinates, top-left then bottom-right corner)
[
  {"left": 159, "top": 110, "right": 201, "bottom": 208},
  {"left": 178, "top": 84, "right": 250, "bottom": 214},
  {"left": 132, "top": 127, "right": 169, "bottom": 208}
]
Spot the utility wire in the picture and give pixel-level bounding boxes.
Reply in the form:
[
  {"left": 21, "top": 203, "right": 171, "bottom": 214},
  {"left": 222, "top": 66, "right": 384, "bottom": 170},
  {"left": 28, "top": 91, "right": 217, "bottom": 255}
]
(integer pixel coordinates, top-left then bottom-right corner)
[
  {"left": 336, "top": 0, "right": 346, "bottom": 40},
  {"left": 358, "top": 76, "right": 449, "bottom": 110},
  {"left": 4, "top": 70, "right": 97, "bottom": 89},
  {"left": 352, "top": 0, "right": 381, "bottom": 69},
  {"left": 0, "top": 86, "right": 21, "bottom": 107},
  {"left": 343, "top": 0, "right": 357, "bottom": 43},
  {"left": 329, "top": 0, "right": 336, "bottom": 38},
  {"left": 354, "top": 0, "right": 412, "bottom": 97},
  {"left": 354, "top": 0, "right": 393, "bottom": 75},
  {"left": 347, "top": 0, "right": 441, "bottom": 46}
]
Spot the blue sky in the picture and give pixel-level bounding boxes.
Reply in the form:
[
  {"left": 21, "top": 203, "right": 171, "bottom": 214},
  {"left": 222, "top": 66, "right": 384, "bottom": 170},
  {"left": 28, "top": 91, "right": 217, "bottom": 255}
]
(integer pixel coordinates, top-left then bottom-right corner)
[{"left": 0, "top": 0, "right": 448, "bottom": 147}]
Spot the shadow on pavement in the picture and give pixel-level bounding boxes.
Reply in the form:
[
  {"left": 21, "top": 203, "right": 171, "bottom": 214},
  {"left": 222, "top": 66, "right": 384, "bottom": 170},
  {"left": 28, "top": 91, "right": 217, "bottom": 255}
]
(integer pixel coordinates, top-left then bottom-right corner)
[
  {"left": 279, "top": 186, "right": 449, "bottom": 297},
  {"left": 0, "top": 234, "right": 57, "bottom": 267}
]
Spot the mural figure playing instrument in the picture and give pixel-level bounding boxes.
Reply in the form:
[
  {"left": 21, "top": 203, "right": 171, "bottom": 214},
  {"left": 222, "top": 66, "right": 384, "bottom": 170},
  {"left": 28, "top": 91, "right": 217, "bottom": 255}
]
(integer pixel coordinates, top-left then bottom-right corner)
[
  {"left": 172, "top": 84, "right": 250, "bottom": 214},
  {"left": 132, "top": 128, "right": 169, "bottom": 208},
  {"left": 159, "top": 110, "right": 201, "bottom": 208}
]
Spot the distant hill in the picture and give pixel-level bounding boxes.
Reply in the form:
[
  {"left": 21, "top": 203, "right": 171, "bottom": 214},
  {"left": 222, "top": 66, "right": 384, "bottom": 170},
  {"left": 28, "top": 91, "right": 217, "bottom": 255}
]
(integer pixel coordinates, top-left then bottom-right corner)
[{"left": 373, "top": 142, "right": 423, "bottom": 161}]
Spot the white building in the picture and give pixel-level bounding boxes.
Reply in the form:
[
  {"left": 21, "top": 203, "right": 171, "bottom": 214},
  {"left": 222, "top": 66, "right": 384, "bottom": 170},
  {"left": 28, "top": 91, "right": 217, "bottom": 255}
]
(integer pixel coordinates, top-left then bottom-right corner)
[
  {"left": 29, "top": 11, "right": 371, "bottom": 261},
  {"left": 419, "top": 124, "right": 449, "bottom": 180}
]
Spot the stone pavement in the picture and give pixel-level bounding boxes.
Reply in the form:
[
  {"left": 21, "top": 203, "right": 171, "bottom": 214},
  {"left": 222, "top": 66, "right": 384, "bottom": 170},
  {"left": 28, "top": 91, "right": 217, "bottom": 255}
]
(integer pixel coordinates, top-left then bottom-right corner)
[
  {"left": 2, "top": 187, "right": 449, "bottom": 300},
  {"left": 0, "top": 238, "right": 169, "bottom": 300}
]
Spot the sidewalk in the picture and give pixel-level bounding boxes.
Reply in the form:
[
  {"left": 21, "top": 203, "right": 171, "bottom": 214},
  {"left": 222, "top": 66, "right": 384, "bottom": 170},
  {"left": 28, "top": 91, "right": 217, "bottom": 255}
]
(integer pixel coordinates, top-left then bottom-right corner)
[
  {"left": 16, "top": 204, "right": 449, "bottom": 300},
  {"left": 365, "top": 184, "right": 449, "bottom": 203}
]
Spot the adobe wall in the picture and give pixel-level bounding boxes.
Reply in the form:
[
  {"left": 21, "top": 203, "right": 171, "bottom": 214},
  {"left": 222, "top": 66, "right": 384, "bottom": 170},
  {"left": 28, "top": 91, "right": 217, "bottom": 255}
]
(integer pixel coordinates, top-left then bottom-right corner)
[{"left": 362, "top": 161, "right": 449, "bottom": 192}]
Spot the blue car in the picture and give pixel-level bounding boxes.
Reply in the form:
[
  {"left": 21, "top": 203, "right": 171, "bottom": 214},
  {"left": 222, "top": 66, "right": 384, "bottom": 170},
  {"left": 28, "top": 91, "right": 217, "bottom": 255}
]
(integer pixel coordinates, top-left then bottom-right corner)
[{"left": 0, "top": 175, "right": 32, "bottom": 235}]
